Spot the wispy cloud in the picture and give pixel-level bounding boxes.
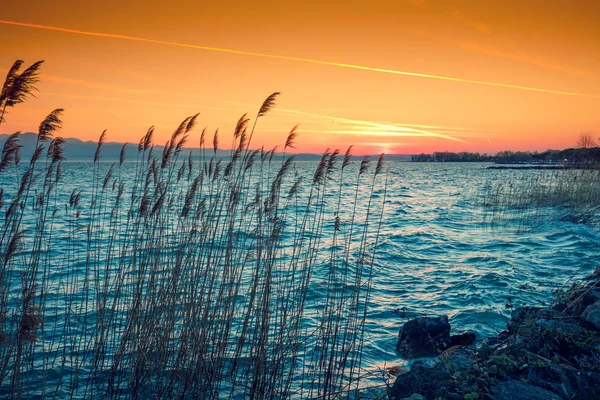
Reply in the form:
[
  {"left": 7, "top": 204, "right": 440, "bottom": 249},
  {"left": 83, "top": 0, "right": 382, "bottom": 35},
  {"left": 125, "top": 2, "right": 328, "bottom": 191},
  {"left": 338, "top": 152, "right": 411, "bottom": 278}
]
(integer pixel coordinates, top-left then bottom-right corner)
[
  {"left": 451, "top": 10, "right": 492, "bottom": 35},
  {"left": 40, "top": 90, "right": 498, "bottom": 145},
  {"left": 273, "top": 108, "right": 473, "bottom": 143},
  {"left": 177, "top": 96, "right": 498, "bottom": 143},
  {"left": 414, "top": 29, "right": 595, "bottom": 79},
  {"left": 43, "top": 74, "right": 160, "bottom": 94},
  {"left": 43, "top": 91, "right": 241, "bottom": 112},
  {"left": 0, "top": 67, "right": 163, "bottom": 95},
  {"left": 1, "top": 19, "right": 599, "bottom": 98}
]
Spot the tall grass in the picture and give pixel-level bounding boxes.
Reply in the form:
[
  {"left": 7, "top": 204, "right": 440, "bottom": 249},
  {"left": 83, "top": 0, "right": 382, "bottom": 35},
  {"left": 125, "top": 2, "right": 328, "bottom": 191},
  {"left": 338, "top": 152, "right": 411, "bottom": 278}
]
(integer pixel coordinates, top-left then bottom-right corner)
[
  {"left": 483, "top": 168, "right": 600, "bottom": 229},
  {"left": 0, "top": 85, "right": 387, "bottom": 398}
]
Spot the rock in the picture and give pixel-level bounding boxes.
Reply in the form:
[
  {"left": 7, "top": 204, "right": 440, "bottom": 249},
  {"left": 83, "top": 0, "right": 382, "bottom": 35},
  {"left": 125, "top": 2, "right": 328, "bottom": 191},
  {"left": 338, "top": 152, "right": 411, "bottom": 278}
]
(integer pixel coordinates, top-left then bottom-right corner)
[
  {"left": 389, "top": 358, "right": 451, "bottom": 399},
  {"left": 521, "top": 318, "right": 589, "bottom": 358},
  {"left": 582, "top": 288, "right": 600, "bottom": 308},
  {"left": 484, "top": 330, "right": 510, "bottom": 348},
  {"left": 507, "top": 307, "right": 561, "bottom": 334},
  {"left": 441, "top": 345, "right": 476, "bottom": 374},
  {"left": 449, "top": 330, "right": 476, "bottom": 347},
  {"left": 527, "top": 362, "right": 600, "bottom": 399},
  {"left": 399, "top": 394, "right": 426, "bottom": 400},
  {"left": 493, "top": 379, "right": 562, "bottom": 400},
  {"left": 507, "top": 307, "right": 542, "bottom": 333},
  {"left": 498, "top": 330, "right": 510, "bottom": 342},
  {"left": 397, "top": 315, "right": 451, "bottom": 358},
  {"left": 581, "top": 301, "right": 600, "bottom": 330}
]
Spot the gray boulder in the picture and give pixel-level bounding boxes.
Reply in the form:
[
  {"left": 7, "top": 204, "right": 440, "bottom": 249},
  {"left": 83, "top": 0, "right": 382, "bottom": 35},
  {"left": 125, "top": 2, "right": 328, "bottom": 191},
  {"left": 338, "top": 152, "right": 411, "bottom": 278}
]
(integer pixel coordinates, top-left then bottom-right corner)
[
  {"left": 399, "top": 394, "right": 426, "bottom": 400},
  {"left": 397, "top": 315, "right": 451, "bottom": 358},
  {"left": 449, "top": 330, "right": 477, "bottom": 347},
  {"left": 582, "top": 301, "right": 600, "bottom": 330},
  {"left": 493, "top": 380, "right": 561, "bottom": 400},
  {"left": 389, "top": 358, "right": 450, "bottom": 399},
  {"left": 441, "top": 345, "right": 476, "bottom": 374}
]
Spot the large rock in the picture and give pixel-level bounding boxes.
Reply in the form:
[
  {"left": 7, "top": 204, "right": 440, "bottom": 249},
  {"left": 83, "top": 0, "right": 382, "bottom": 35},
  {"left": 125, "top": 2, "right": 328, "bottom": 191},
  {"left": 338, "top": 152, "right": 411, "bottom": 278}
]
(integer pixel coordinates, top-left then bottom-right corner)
[
  {"left": 507, "top": 307, "right": 560, "bottom": 334},
  {"left": 581, "top": 301, "right": 600, "bottom": 330},
  {"left": 493, "top": 380, "right": 561, "bottom": 400},
  {"left": 449, "top": 330, "right": 476, "bottom": 347},
  {"left": 582, "top": 288, "right": 600, "bottom": 308},
  {"left": 399, "top": 394, "right": 425, "bottom": 400},
  {"left": 527, "top": 362, "right": 600, "bottom": 399},
  {"left": 397, "top": 315, "right": 451, "bottom": 358},
  {"left": 441, "top": 345, "right": 476, "bottom": 374},
  {"left": 389, "top": 358, "right": 450, "bottom": 399}
]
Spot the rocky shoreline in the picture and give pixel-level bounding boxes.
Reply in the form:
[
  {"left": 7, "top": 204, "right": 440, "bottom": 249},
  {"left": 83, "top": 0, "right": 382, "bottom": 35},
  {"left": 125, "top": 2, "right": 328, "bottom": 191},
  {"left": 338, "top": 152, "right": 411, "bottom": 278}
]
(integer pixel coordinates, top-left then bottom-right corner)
[{"left": 389, "top": 267, "right": 600, "bottom": 400}]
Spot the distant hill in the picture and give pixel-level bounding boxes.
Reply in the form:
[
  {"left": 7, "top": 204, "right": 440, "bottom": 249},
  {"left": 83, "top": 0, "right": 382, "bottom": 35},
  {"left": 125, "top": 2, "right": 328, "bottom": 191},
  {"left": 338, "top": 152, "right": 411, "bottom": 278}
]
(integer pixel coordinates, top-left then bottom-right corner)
[{"left": 0, "top": 132, "right": 412, "bottom": 162}]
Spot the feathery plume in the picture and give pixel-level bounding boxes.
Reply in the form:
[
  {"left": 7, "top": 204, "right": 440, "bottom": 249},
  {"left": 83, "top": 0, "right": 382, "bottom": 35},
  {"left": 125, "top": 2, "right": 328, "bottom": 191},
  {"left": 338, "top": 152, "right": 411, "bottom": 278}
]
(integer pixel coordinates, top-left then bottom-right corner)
[
  {"left": 103, "top": 164, "right": 115, "bottom": 189},
  {"left": 50, "top": 137, "right": 66, "bottom": 164},
  {"left": 313, "top": 149, "right": 330, "bottom": 184},
  {"left": 342, "top": 145, "right": 353, "bottom": 170},
  {"left": 245, "top": 149, "right": 259, "bottom": 171},
  {"left": 200, "top": 127, "right": 206, "bottom": 148},
  {"left": 119, "top": 144, "right": 127, "bottom": 165},
  {"left": 186, "top": 113, "right": 200, "bottom": 133},
  {"left": 4, "top": 229, "right": 26, "bottom": 265},
  {"left": 187, "top": 151, "right": 193, "bottom": 176},
  {"left": 285, "top": 125, "right": 299, "bottom": 150},
  {"left": 213, "top": 128, "right": 219, "bottom": 154},
  {"left": 173, "top": 116, "right": 192, "bottom": 140},
  {"left": 258, "top": 92, "right": 280, "bottom": 117},
  {"left": 269, "top": 146, "right": 278, "bottom": 163},
  {"left": 326, "top": 149, "right": 340, "bottom": 176},
  {"left": 234, "top": 114, "right": 249, "bottom": 139},
  {"left": 30, "top": 144, "right": 43, "bottom": 164},
  {"left": 38, "top": 108, "right": 64, "bottom": 142},
  {"left": 0, "top": 60, "right": 44, "bottom": 123},
  {"left": 0, "top": 60, "right": 24, "bottom": 105},
  {"left": 375, "top": 153, "right": 385, "bottom": 176},
  {"left": 143, "top": 126, "right": 154, "bottom": 151},
  {"left": 359, "top": 156, "right": 370, "bottom": 175},
  {"left": 0, "top": 132, "right": 22, "bottom": 172},
  {"left": 287, "top": 178, "right": 302, "bottom": 199},
  {"left": 94, "top": 130, "right": 107, "bottom": 163}
]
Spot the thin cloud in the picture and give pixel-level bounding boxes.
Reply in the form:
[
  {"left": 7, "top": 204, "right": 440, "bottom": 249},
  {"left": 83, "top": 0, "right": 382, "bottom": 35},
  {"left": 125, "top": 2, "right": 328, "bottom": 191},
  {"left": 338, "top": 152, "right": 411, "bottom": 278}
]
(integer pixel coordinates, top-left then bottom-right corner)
[
  {"left": 451, "top": 10, "right": 492, "bottom": 35},
  {"left": 414, "top": 29, "right": 596, "bottom": 79},
  {"left": 44, "top": 91, "right": 240, "bottom": 112},
  {"left": 276, "top": 108, "right": 469, "bottom": 143},
  {"left": 0, "top": 67, "right": 163, "bottom": 95},
  {"left": 43, "top": 74, "right": 160, "bottom": 94},
  {"left": 38, "top": 90, "right": 476, "bottom": 144},
  {"left": 1, "top": 19, "right": 599, "bottom": 98}
]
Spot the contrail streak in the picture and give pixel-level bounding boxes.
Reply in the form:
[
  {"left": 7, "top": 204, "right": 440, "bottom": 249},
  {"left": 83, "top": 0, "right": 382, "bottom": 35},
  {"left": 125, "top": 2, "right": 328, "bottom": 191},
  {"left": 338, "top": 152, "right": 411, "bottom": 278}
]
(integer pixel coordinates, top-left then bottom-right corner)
[{"left": 2, "top": 19, "right": 599, "bottom": 99}]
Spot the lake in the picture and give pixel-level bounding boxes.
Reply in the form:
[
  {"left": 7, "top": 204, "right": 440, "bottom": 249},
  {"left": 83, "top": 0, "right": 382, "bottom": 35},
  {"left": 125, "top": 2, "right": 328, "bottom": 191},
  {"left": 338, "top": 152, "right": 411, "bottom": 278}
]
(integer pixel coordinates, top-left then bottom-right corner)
[{"left": 0, "top": 158, "right": 598, "bottom": 398}]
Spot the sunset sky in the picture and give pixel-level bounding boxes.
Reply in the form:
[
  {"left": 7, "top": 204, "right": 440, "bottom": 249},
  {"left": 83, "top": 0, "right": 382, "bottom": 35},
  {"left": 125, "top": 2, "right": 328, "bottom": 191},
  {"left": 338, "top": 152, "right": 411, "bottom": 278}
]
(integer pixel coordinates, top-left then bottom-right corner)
[{"left": 1, "top": 0, "right": 599, "bottom": 155}]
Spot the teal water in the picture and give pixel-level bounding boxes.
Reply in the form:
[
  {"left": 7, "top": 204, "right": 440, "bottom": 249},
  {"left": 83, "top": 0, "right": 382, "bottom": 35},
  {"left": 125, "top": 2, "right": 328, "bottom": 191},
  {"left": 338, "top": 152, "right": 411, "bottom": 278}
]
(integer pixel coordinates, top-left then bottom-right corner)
[{"left": 0, "top": 160, "right": 598, "bottom": 396}]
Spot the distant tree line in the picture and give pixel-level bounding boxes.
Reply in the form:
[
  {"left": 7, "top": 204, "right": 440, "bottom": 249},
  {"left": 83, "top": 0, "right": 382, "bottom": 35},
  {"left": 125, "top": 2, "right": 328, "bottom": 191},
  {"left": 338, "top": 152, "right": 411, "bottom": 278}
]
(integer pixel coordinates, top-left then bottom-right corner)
[{"left": 412, "top": 147, "right": 600, "bottom": 165}]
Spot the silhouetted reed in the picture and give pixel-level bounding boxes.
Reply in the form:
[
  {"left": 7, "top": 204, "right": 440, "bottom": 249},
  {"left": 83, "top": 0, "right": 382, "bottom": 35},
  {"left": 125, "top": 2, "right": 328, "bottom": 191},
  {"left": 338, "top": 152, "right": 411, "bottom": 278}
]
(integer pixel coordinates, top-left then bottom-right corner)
[{"left": 0, "top": 65, "right": 387, "bottom": 398}]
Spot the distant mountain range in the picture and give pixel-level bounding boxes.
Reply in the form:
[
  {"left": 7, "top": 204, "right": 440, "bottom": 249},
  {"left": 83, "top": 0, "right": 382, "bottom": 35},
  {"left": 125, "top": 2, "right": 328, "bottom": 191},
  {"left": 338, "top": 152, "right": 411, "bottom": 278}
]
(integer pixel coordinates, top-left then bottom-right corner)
[{"left": 0, "top": 132, "right": 412, "bottom": 162}]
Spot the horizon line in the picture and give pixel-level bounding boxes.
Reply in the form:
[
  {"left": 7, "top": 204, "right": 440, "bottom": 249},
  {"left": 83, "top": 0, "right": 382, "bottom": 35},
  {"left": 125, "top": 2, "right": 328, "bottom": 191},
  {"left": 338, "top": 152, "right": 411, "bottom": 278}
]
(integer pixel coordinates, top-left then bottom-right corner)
[{"left": 0, "top": 131, "right": 586, "bottom": 157}]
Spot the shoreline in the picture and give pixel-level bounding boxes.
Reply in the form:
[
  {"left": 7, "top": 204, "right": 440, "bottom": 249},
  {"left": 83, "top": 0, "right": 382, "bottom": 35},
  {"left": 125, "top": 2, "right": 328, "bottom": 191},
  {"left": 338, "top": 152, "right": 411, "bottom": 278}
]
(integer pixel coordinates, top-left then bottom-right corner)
[{"left": 389, "top": 267, "right": 600, "bottom": 399}]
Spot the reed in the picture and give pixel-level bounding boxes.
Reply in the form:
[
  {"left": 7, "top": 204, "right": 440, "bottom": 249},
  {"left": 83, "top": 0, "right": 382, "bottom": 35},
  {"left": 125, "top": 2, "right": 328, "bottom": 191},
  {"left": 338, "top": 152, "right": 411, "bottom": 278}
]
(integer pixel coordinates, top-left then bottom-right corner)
[
  {"left": 0, "top": 62, "right": 387, "bottom": 399},
  {"left": 483, "top": 168, "right": 600, "bottom": 229}
]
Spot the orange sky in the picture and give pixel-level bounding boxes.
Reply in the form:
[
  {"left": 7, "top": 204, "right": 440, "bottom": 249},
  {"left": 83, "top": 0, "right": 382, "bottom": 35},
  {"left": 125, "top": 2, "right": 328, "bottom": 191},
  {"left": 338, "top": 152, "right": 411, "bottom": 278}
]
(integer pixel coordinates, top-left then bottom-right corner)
[{"left": 1, "top": 0, "right": 599, "bottom": 155}]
